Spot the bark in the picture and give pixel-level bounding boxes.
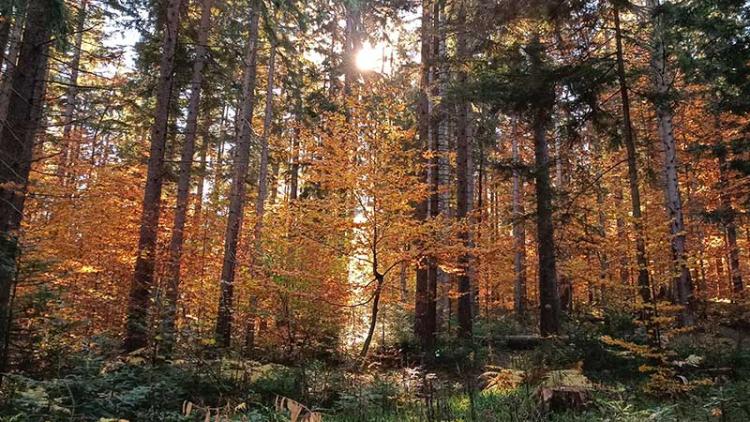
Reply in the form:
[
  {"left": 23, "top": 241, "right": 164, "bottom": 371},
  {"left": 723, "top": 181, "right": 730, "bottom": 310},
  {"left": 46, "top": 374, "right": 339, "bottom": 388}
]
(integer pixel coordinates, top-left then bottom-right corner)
[
  {"left": 533, "top": 108, "right": 561, "bottom": 336},
  {"left": 0, "top": 0, "right": 54, "bottom": 372},
  {"left": 193, "top": 124, "right": 209, "bottom": 224},
  {"left": 58, "top": 0, "right": 87, "bottom": 183},
  {"left": 244, "top": 45, "right": 276, "bottom": 351},
  {"left": 288, "top": 96, "right": 302, "bottom": 201},
  {"left": 160, "top": 0, "right": 212, "bottom": 355},
  {"left": 647, "top": 0, "right": 693, "bottom": 324},
  {"left": 414, "top": 0, "right": 436, "bottom": 355},
  {"left": 252, "top": 46, "right": 275, "bottom": 258},
  {"left": 360, "top": 273, "right": 384, "bottom": 358},
  {"left": 0, "top": 8, "right": 25, "bottom": 129},
  {"left": 455, "top": 0, "right": 472, "bottom": 338},
  {"left": 215, "top": 5, "right": 260, "bottom": 347},
  {"left": 511, "top": 123, "right": 527, "bottom": 317},
  {"left": 613, "top": 187, "right": 630, "bottom": 285},
  {"left": 555, "top": 137, "right": 572, "bottom": 312},
  {"left": 0, "top": 4, "right": 10, "bottom": 72},
  {"left": 716, "top": 136, "right": 743, "bottom": 293},
  {"left": 614, "top": 5, "right": 651, "bottom": 303},
  {"left": 123, "top": 0, "right": 182, "bottom": 352}
]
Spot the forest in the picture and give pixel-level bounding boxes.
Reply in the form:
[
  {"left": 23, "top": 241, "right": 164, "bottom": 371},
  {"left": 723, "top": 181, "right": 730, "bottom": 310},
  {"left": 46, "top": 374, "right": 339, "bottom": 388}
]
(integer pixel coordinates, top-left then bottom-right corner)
[{"left": 0, "top": 0, "right": 750, "bottom": 420}]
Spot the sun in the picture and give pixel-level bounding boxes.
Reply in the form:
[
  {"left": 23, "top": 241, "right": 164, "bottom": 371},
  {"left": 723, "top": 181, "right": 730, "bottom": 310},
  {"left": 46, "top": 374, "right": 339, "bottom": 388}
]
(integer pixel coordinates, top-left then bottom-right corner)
[{"left": 355, "top": 42, "right": 384, "bottom": 72}]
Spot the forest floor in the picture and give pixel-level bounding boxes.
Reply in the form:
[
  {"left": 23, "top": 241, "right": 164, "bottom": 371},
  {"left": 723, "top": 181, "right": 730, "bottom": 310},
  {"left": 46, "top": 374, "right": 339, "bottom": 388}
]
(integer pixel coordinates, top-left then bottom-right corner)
[{"left": 1, "top": 312, "right": 749, "bottom": 421}]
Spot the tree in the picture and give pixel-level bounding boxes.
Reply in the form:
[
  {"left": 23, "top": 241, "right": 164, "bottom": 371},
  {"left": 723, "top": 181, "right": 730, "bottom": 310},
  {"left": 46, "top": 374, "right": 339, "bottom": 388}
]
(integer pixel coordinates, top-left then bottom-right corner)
[
  {"left": 0, "top": 0, "right": 64, "bottom": 372},
  {"left": 454, "top": 0, "right": 473, "bottom": 338},
  {"left": 511, "top": 119, "right": 528, "bottom": 317},
  {"left": 161, "top": 0, "right": 214, "bottom": 355},
  {"left": 612, "top": 2, "right": 652, "bottom": 303},
  {"left": 123, "top": 0, "right": 183, "bottom": 352},
  {"left": 414, "top": 0, "right": 436, "bottom": 356},
  {"left": 57, "top": 0, "right": 88, "bottom": 183},
  {"left": 644, "top": 0, "right": 693, "bottom": 324},
  {"left": 215, "top": 2, "right": 260, "bottom": 348}
]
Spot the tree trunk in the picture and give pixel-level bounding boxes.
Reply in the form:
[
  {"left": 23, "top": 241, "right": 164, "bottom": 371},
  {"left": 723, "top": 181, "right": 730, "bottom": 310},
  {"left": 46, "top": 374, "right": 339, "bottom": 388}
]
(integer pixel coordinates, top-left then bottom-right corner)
[
  {"left": 0, "top": 3, "right": 11, "bottom": 72},
  {"left": 193, "top": 123, "right": 209, "bottom": 224},
  {"left": 58, "top": 0, "right": 87, "bottom": 183},
  {"left": 414, "top": 0, "right": 436, "bottom": 355},
  {"left": 613, "top": 187, "right": 630, "bottom": 285},
  {"left": 455, "top": 0, "right": 472, "bottom": 338},
  {"left": 244, "top": 45, "right": 276, "bottom": 351},
  {"left": 647, "top": 0, "right": 693, "bottom": 324},
  {"left": 0, "top": 0, "right": 55, "bottom": 372},
  {"left": 614, "top": 5, "right": 651, "bottom": 303},
  {"left": 343, "top": 1, "right": 362, "bottom": 97},
  {"left": 160, "top": 0, "right": 212, "bottom": 355},
  {"left": 289, "top": 104, "right": 301, "bottom": 202},
  {"left": 716, "top": 128, "right": 743, "bottom": 293},
  {"left": 123, "top": 0, "right": 182, "bottom": 352},
  {"left": 511, "top": 122, "right": 527, "bottom": 317},
  {"left": 215, "top": 4, "right": 260, "bottom": 348},
  {"left": 0, "top": 8, "right": 25, "bottom": 129},
  {"left": 533, "top": 107, "right": 561, "bottom": 336},
  {"left": 360, "top": 274, "right": 384, "bottom": 358},
  {"left": 252, "top": 46, "right": 275, "bottom": 259}
]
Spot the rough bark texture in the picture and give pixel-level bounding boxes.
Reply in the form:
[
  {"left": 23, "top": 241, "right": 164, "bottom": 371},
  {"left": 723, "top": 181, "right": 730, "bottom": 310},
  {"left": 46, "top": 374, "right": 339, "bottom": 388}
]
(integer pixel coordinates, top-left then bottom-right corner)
[
  {"left": 0, "top": 5, "right": 10, "bottom": 72},
  {"left": 289, "top": 99, "right": 302, "bottom": 201},
  {"left": 215, "top": 5, "right": 260, "bottom": 347},
  {"left": 647, "top": 0, "right": 693, "bottom": 324},
  {"left": 0, "top": 0, "right": 54, "bottom": 371},
  {"left": 243, "top": 45, "right": 276, "bottom": 351},
  {"left": 716, "top": 136, "right": 743, "bottom": 293},
  {"left": 253, "top": 46, "right": 275, "bottom": 258},
  {"left": 511, "top": 124, "right": 527, "bottom": 317},
  {"left": 58, "top": 0, "right": 87, "bottom": 183},
  {"left": 0, "top": 9, "right": 25, "bottom": 129},
  {"left": 414, "top": 0, "right": 436, "bottom": 355},
  {"left": 123, "top": 0, "right": 182, "bottom": 352},
  {"left": 455, "top": 0, "right": 472, "bottom": 338},
  {"left": 614, "top": 5, "right": 651, "bottom": 303},
  {"left": 161, "top": 0, "right": 213, "bottom": 354},
  {"left": 533, "top": 109, "right": 561, "bottom": 336}
]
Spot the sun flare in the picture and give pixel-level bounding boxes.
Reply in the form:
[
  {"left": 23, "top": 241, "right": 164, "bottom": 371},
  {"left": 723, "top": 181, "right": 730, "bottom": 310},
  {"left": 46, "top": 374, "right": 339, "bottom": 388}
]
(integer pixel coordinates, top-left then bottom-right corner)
[{"left": 355, "top": 42, "right": 385, "bottom": 72}]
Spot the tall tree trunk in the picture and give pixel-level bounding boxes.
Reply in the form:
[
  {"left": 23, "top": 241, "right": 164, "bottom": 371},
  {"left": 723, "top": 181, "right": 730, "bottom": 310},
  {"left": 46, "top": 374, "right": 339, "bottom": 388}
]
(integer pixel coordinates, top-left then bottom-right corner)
[
  {"left": 244, "top": 45, "right": 276, "bottom": 351},
  {"left": 434, "top": 2, "right": 451, "bottom": 329},
  {"left": 193, "top": 122, "right": 209, "bottom": 224},
  {"left": 454, "top": 0, "right": 472, "bottom": 338},
  {"left": 123, "top": 0, "right": 182, "bottom": 352},
  {"left": 160, "top": 0, "right": 212, "bottom": 355},
  {"left": 647, "top": 0, "right": 693, "bottom": 324},
  {"left": 58, "top": 0, "right": 87, "bottom": 183},
  {"left": 716, "top": 122, "right": 743, "bottom": 293},
  {"left": 0, "top": 8, "right": 25, "bottom": 129},
  {"left": 414, "top": 0, "right": 436, "bottom": 355},
  {"left": 215, "top": 5, "right": 260, "bottom": 348},
  {"left": 511, "top": 122, "right": 527, "bottom": 317},
  {"left": 0, "top": 0, "right": 55, "bottom": 373},
  {"left": 0, "top": 3, "right": 11, "bottom": 72},
  {"left": 533, "top": 107, "right": 561, "bottom": 336},
  {"left": 289, "top": 106, "right": 301, "bottom": 202},
  {"left": 343, "top": 0, "right": 361, "bottom": 97},
  {"left": 252, "top": 46, "right": 275, "bottom": 259},
  {"left": 614, "top": 5, "right": 652, "bottom": 303},
  {"left": 613, "top": 187, "right": 630, "bottom": 285}
]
